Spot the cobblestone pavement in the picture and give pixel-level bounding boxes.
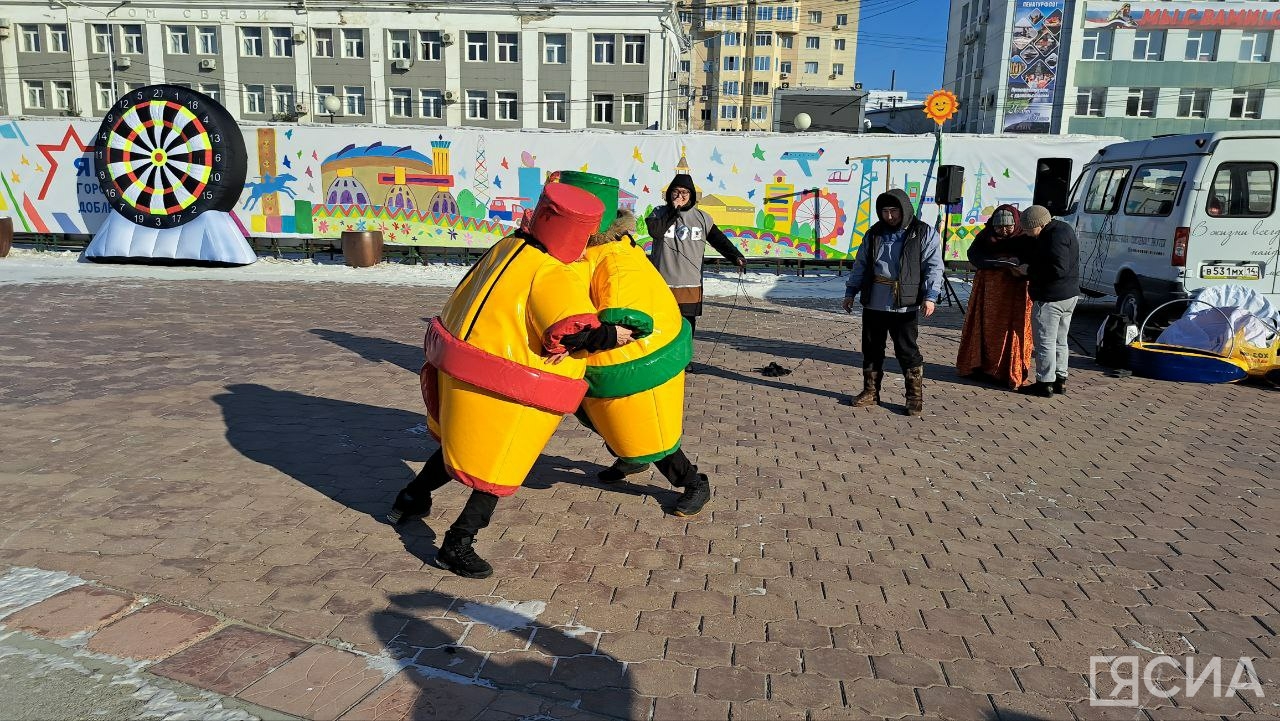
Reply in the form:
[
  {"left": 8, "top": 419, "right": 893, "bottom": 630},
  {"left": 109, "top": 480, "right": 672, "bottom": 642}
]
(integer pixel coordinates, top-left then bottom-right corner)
[{"left": 0, "top": 277, "right": 1277, "bottom": 720}]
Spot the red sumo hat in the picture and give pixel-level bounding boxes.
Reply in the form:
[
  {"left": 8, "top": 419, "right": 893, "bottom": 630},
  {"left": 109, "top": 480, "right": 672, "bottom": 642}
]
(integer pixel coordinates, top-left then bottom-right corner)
[{"left": 525, "top": 182, "right": 605, "bottom": 263}]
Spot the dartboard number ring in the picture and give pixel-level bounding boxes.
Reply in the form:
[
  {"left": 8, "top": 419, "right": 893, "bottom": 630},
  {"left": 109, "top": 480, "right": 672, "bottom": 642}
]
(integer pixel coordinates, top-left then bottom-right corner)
[{"left": 93, "top": 84, "right": 247, "bottom": 229}]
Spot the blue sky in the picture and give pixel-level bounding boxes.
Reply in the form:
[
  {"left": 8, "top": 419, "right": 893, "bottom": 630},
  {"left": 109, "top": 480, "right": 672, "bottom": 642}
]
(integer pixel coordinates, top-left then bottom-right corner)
[{"left": 855, "top": 0, "right": 950, "bottom": 98}]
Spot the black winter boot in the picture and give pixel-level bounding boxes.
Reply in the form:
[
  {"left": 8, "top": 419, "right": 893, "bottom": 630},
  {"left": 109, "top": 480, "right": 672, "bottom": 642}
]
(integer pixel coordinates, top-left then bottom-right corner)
[
  {"left": 851, "top": 369, "right": 883, "bottom": 407},
  {"left": 904, "top": 366, "right": 925, "bottom": 417},
  {"left": 673, "top": 473, "right": 711, "bottom": 517},
  {"left": 1052, "top": 375, "right": 1067, "bottom": 395},
  {"left": 386, "top": 488, "right": 431, "bottom": 526},
  {"left": 437, "top": 531, "right": 493, "bottom": 579},
  {"left": 598, "top": 459, "right": 650, "bottom": 483},
  {"left": 1019, "top": 382, "right": 1054, "bottom": 397}
]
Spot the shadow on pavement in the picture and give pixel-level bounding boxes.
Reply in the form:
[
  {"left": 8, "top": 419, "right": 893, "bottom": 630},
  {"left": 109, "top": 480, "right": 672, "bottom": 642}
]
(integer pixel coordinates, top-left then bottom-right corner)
[{"left": 309, "top": 328, "right": 424, "bottom": 374}]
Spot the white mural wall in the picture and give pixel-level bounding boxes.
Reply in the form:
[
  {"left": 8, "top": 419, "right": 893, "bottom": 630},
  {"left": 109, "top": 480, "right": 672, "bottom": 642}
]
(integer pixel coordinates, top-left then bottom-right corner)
[{"left": 0, "top": 117, "right": 1114, "bottom": 260}]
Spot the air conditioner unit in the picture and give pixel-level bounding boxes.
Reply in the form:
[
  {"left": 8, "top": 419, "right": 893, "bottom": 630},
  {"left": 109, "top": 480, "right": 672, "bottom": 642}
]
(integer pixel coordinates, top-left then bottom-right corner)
[
  {"left": 199, "top": 58, "right": 217, "bottom": 71},
  {"left": 440, "top": 32, "right": 454, "bottom": 45},
  {"left": 294, "top": 102, "right": 308, "bottom": 115},
  {"left": 829, "top": 73, "right": 837, "bottom": 79},
  {"left": 443, "top": 89, "right": 457, "bottom": 102},
  {"left": 973, "top": 68, "right": 984, "bottom": 79},
  {"left": 979, "top": 10, "right": 990, "bottom": 22},
  {"left": 114, "top": 56, "right": 131, "bottom": 68},
  {"left": 780, "top": 82, "right": 789, "bottom": 89},
  {"left": 391, "top": 58, "right": 411, "bottom": 71},
  {"left": 780, "top": 72, "right": 788, "bottom": 79},
  {"left": 292, "top": 31, "right": 307, "bottom": 43},
  {"left": 0, "top": 18, "right": 9, "bottom": 39}
]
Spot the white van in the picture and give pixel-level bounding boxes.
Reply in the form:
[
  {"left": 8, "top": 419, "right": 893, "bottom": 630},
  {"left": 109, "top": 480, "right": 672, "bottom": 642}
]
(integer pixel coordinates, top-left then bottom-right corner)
[{"left": 1038, "top": 131, "right": 1280, "bottom": 321}]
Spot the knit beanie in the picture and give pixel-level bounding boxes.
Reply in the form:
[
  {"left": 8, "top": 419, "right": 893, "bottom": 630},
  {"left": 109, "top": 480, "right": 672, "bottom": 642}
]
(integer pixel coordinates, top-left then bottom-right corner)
[
  {"left": 992, "top": 208, "right": 1015, "bottom": 226},
  {"left": 1022, "top": 205, "right": 1052, "bottom": 229}
]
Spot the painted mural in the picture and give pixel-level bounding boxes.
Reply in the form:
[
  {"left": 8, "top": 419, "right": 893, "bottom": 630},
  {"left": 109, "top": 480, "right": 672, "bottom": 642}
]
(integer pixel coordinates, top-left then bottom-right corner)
[{"left": 0, "top": 117, "right": 1114, "bottom": 261}]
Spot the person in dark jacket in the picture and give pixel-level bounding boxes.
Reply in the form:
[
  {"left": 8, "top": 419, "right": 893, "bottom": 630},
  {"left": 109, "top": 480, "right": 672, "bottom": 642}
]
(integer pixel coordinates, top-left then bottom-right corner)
[
  {"left": 842, "top": 189, "right": 944, "bottom": 416},
  {"left": 1016, "top": 205, "right": 1080, "bottom": 397},
  {"left": 645, "top": 173, "right": 746, "bottom": 332}
]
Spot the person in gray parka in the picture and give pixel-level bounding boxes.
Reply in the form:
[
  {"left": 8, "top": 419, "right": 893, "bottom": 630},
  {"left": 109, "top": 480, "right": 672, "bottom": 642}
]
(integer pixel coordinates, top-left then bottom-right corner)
[{"left": 645, "top": 173, "right": 746, "bottom": 332}]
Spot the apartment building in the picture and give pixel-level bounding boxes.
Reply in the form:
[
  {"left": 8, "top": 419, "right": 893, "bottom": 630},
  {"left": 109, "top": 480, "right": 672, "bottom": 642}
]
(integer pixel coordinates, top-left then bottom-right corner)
[
  {"left": 946, "top": 0, "right": 1280, "bottom": 138},
  {"left": 676, "top": 0, "right": 859, "bottom": 131},
  {"left": 0, "top": 0, "right": 687, "bottom": 130}
]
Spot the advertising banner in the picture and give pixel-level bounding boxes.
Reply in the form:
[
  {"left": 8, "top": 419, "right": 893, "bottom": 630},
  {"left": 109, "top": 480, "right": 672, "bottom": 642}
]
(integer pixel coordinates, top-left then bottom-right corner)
[
  {"left": 1004, "top": 0, "right": 1065, "bottom": 133},
  {"left": 0, "top": 116, "right": 1109, "bottom": 261},
  {"left": 1085, "top": 1, "right": 1280, "bottom": 30}
]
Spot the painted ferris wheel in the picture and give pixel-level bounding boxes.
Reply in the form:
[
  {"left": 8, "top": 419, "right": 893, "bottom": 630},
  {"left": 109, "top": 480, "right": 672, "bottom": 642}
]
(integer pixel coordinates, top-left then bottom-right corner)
[{"left": 790, "top": 190, "right": 846, "bottom": 246}]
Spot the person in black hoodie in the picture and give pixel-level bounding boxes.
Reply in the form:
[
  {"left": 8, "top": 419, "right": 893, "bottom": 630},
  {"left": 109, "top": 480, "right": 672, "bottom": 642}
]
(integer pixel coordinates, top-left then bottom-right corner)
[
  {"left": 645, "top": 173, "right": 746, "bottom": 332},
  {"left": 1017, "top": 205, "right": 1080, "bottom": 397}
]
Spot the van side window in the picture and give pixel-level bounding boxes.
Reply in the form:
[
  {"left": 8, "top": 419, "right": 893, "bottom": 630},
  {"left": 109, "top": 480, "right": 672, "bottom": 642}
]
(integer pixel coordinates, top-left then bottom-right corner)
[
  {"left": 1084, "top": 167, "right": 1130, "bottom": 214},
  {"left": 1208, "top": 162, "right": 1276, "bottom": 217},
  {"left": 1124, "top": 162, "right": 1186, "bottom": 216}
]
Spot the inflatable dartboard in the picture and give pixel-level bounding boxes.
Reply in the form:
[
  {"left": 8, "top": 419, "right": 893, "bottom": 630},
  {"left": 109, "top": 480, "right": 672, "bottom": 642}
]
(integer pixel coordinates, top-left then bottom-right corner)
[{"left": 93, "top": 84, "right": 247, "bottom": 229}]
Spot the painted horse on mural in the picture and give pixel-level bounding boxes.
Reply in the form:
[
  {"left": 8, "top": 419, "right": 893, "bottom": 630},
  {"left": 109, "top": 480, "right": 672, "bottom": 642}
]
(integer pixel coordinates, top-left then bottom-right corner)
[{"left": 241, "top": 173, "right": 298, "bottom": 211}]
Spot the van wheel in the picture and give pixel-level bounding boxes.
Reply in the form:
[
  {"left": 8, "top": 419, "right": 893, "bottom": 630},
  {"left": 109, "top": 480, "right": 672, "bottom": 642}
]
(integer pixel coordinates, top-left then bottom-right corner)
[{"left": 1117, "top": 281, "right": 1145, "bottom": 323}]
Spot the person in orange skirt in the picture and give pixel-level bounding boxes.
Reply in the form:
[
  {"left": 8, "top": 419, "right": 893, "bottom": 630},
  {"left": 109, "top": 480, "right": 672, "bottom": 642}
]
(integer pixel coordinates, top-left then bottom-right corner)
[{"left": 956, "top": 204, "right": 1034, "bottom": 390}]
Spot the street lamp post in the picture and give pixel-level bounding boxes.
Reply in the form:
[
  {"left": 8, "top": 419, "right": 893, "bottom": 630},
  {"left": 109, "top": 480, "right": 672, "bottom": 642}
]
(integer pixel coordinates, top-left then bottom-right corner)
[
  {"left": 53, "top": 0, "right": 131, "bottom": 104},
  {"left": 323, "top": 93, "right": 341, "bottom": 124}
]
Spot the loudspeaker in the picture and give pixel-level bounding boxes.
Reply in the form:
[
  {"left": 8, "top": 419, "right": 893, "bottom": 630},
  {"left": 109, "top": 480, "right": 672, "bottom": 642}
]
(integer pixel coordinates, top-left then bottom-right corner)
[
  {"left": 936, "top": 165, "right": 964, "bottom": 205},
  {"left": 1033, "top": 157, "right": 1073, "bottom": 216}
]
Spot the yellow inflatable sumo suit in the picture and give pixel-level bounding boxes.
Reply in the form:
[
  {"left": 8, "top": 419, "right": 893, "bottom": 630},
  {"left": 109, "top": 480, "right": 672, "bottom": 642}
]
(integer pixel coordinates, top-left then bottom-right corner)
[{"left": 579, "top": 210, "right": 694, "bottom": 463}]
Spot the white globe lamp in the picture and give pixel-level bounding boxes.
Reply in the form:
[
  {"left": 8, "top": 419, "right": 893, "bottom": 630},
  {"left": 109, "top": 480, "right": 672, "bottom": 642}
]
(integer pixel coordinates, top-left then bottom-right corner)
[{"left": 793, "top": 112, "right": 812, "bottom": 131}]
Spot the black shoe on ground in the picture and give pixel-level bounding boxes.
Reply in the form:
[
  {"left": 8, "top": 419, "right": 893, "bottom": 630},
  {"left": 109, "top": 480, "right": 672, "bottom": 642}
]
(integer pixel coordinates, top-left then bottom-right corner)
[
  {"left": 1018, "top": 382, "right": 1054, "bottom": 398},
  {"left": 673, "top": 474, "right": 711, "bottom": 517},
  {"left": 1052, "top": 376, "right": 1067, "bottom": 395},
  {"left": 386, "top": 489, "right": 431, "bottom": 526},
  {"left": 437, "top": 532, "right": 493, "bottom": 579},
  {"left": 598, "top": 459, "right": 650, "bottom": 483}
]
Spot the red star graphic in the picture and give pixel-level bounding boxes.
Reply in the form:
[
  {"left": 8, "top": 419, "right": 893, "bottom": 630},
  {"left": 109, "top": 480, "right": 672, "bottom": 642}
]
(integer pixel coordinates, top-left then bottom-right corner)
[{"left": 37, "top": 126, "right": 93, "bottom": 201}]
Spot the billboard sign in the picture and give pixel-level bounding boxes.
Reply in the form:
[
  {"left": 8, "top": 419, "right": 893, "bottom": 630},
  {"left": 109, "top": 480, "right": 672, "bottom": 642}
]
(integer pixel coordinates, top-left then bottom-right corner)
[
  {"left": 1004, "top": 0, "right": 1065, "bottom": 133},
  {"left": 1086, "top": 1, "right": 1280, "bottom": 30}
]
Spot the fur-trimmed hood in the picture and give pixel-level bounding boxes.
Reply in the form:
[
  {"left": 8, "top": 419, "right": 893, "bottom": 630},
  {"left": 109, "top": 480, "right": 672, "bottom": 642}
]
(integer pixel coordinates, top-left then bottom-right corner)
[{"left": 587, "top": 209, "right": 638, "bottom": 247}]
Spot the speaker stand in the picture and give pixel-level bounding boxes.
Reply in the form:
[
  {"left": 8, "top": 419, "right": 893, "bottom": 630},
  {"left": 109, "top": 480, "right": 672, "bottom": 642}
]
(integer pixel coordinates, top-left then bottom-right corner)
[{"left": 938, "top": 205, "right": 966, "bottom": 316}]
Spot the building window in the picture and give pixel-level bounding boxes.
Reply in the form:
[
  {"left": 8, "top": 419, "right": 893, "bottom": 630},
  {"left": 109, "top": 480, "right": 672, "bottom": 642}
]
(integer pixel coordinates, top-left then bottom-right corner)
[
  {"left": 418, "top": 90, "right": 442, "bottom": 119},
  {"left": 466, "top": 32, "right": 487, "bottom": 61},
  {"left": 1080, "top": 29, "right": 1111, "bottom": 60},
  {"left": 679, "top": 60, "right": 690, "bottom": 73},
  {"left": 780, "top": 61, "right": 792, "bottom": 74},
  {"left": 389, "top": 88, "right": 412, "bottom": 118},
  {"left": 198, "top": 26, "right": 218, "bottom": 55},
  {"left": 19, "top": 25, "right": 40, "bottom": 53},
  {"left": 754, "top": 56, "right": 770, "bottom": 71},
  {"left": 754, "top": 32, "right": 772, "bottom": 46},
  {"left": 703, "top": 60, "right": 714, "bottom": 72},
  {"left": 200, "top": 83, "right": 220, "bottom": 101},
  {"left": 1229, "top": 88, "right": 1264, "bottom": 119},
  {"left": 51, "top": 81, "right": 73, "bottom": 110},
  {"left": 679, "top": 11, "right": 692, "bottom": 24},
  {"left": 544, "top": 92, "right": 566, "bottom": 122},
  {"left": 1076, "top": 87, "right": 1106, "bottom": 117},
  {"left": 623, "top": 35, "right": 646, "bottom": 63},
  {"left": 313, "top": 28, "right": 333, "bottom": 57},
  {"left": 807, "top": 10, "right": 823, "bottom": 23},
  {"left": 269, "top": 27, "right": 293, "bottom": 58},
  {"left": 720, "top": 104, "right": 739, "bottom": 120},
  {"left": 1176, "top": 88, "right": 1209, "bottom": 118},
  {"left": 241, "top": 27, "right": 263, "bottom": 57},
  {"left": 622, "top": 94, "right": 644, "bottom": 125},
  {"left": 751, "top": 81, "right": 769, "bottom": 95},
  {"left": 91, "top": 25, "right": 112, "bottom": 54},
  {"left": 496, "top": 33, "right": 518, "bottom": 63},
  {"left": 167, "top": 26, "right": 189, "bottom": 54},
  {"left": 722, "top": 81, "right": 740, "bottom": 95},
  {"left": 751, "top": 105, "right": 767, "bottom": 121},
  {"left": 314, "top": 84, "right": 335, "bottom": 110},
  {"left": 836, "top": 13, "right": 848, "bottom": 25},
  {"left": 592, "top": 93, "right": 614, "bottom": 123},
  {"left": 496, "top": 91, "right": 518, "bottom": 120},
  {"left": 756, "top": 6, "right": 773, "bottom": 20},
  {"left": 805, "top": 36, "right": 820, "bottom": 49},
  {"left": 593, "top": 34, "right": 615, "bottom": 64},
  {"left": 835, "top": 38, "right": 846, "bottom": 51},
  {"left": 832, "top": 63, "right": 845, "bottom": 76},
  {"left": 723, "top": 56, "right": 740, "bottom": 70},
  {"left": 804, "top": 61, "right": 818, "bottom": 74},
  {"left": 780, "top": 35, "right": 793, "bottom": 49},
  {"left": 271, "top": 85, "right": 294, "bottom": 115},
  {"left": 1184, "top": 30, "right": 1217, "bottom": 61},
  {"left": 418, "top": 31, "right": 441, "bottom": 61},
  {"left": 778, "top": 7, "right": 795, "bottom": 21},
  {"left": 1125, "top": 87, "right": 1157, "bottom": 117},
  {"left": 543, "top": 34, "right": 566, "bottom": 64},
  {"left": 243, "top": 85, "right": 265, "bottom": 114},
  {"left": 722, "top": 32, "right": 740, "bottom": 47},
  {"left": 48, "top": 25, "right": 69, "bottom": 53},
  {"left": 23, "top": 81, "right": 45, "bottom": 109},
  {"left": 388, "top": 30, "right": 411, "bottom": 60},
  {"left": 726, "top": 5, "right": 743, "bottom": 21},
  {"left": 121, "top": 25, "right": 143, "bottom": 54},
  {"left": 344, "top": 86, "right": 365, "bottom": 115},
  {"left": 95, "top": 81, "right": 113, "bottom": 110},
  {"left": 342, "top": 29, "right": 365, "bottom": 58},
  {"left": 1240, "top": 30, "right": 1272, "bottom": 62},
  {"left": 466, "top": 90, "right": 488, "bottom": 119},
  {"left": 1132, "top": 30, "right": 1163, "bottom": 61}
]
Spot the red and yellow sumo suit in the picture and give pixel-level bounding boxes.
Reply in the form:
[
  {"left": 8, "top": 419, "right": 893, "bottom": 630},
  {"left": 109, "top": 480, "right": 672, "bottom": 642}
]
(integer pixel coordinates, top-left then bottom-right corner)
[
  {"left": 578, "top": 211, "right": 694, "bottom": 464},
  {"left": 420, "top": 183, "right": 605, "bottom": 496}
]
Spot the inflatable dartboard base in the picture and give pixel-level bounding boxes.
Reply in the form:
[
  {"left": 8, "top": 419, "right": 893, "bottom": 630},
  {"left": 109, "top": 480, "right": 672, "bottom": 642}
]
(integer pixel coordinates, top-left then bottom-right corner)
[
  {"left": 88, "top": 83, "right": 251, "bottom": 265},
  {"left": 83, "top": 211, "right": 256, "bottom": 266}
]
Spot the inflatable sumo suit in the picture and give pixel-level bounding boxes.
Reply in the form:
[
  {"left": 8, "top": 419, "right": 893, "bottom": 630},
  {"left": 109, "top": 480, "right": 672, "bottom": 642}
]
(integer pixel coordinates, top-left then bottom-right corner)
[{"left": 420, "top": 182, "right": 605, "bottom": 496}]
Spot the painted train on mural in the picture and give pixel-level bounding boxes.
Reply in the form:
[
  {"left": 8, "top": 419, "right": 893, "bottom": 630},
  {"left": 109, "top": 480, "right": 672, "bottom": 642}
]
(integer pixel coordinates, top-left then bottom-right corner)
[{"left": 0, "top": 116, "right": 1111, "bottom": 261}]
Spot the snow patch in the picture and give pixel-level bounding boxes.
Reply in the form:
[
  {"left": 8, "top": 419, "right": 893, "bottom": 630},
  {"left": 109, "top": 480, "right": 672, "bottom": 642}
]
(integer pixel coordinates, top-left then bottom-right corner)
[
  {"left": 0, "top": 567, "right": 84, "bottom": 620},
  {"left": 458, "top": 599, "right": 547, "bottom": 632}
]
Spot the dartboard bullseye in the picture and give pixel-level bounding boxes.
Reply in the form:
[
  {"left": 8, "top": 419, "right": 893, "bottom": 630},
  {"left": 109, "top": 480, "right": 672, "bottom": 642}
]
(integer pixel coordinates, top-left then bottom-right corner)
[{"left": 93, "top": 84, "right": 247, "bottom": 229}]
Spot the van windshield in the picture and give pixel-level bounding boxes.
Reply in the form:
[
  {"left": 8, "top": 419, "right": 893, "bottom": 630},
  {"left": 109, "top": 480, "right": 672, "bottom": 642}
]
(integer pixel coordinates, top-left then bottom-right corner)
[{"left": 1206, "top": 162, "right": 1276, "bottom": 217}]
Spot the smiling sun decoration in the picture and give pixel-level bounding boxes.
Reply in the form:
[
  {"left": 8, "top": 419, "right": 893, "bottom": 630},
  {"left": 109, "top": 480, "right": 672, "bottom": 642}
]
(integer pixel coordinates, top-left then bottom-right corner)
[{"left": 922, "top": 90, "right": 960, "bottom": 125}]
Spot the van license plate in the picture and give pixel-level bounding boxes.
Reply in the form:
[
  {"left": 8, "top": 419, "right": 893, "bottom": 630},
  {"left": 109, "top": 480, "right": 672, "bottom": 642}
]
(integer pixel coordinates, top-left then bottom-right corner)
[{"left": 1200, "top": 264, "right": 1262, "bottom": 280}]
